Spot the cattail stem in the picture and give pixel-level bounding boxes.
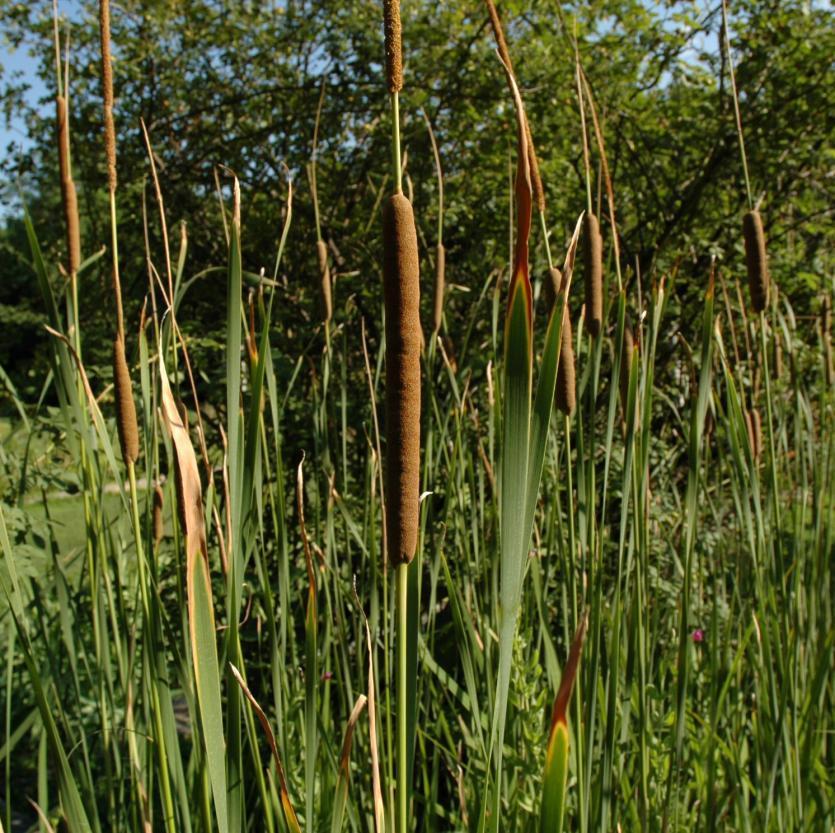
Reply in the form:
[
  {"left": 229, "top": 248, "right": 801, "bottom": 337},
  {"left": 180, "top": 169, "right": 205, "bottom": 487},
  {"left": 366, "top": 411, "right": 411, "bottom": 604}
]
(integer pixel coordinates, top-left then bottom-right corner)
[
  {"left": 383, "top": 5, "right": 417, "bottom": 833},
  {"left": 721, "top": 0, "right": 753, "bottom": 210},
  {"left": 575, "top": 50, "right": 593, "bottom": 217},
  {"left": 391, "top": 92, "right": 403, "bottom": 194},
  {"left": 396, "top": 563, "right": 409, "bottom": 833}
]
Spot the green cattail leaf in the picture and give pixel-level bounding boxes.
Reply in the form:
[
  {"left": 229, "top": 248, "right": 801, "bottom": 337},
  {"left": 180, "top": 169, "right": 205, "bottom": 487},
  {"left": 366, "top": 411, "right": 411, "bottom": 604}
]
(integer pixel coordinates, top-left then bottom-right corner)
[
  {"left": 540, "top": 722, "right": 569, "bottom": 833},
  {"left": 330, "top": 694, "right": 368, "bottom": 833},
  {"left": 159, "top": 354, "right": 228, "bottom": 833}
]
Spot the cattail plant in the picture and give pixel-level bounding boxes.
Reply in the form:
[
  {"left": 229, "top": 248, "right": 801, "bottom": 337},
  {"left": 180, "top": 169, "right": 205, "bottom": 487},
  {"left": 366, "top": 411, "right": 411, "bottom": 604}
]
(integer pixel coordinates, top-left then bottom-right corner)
[
  {"left": 583, "top": 213, "right": 603, "bottom": 337},
  {"left": 433, "top": 243, "right": 445, "bottom": 334},
  {"left": 743, "top": 210, "right": 769, "bottom": 313},
  {"left": 56, "top": 95, "right": 81, "bottom": 280},
  {"left": 383, "top": 192, "right": 421, "bottom": 566},
  {"left": 317, "top": 239, "right": 332, "bottom": 324},
  {"left": 423, "top": 108, "right": 446, "bottom": 336},
  {"left": 382, "top": 2, "right": 421, "bottom": 830},
  {"left": 540, "top": 613, "right": 588, "bottom": 833},
  {"left": 112, "top": 337, "right": 139, "bottom": 464},
  {"left": 745, "top": 406, "right": 762, "bottom": 461},
  {"left": 544, "top": 267, "right": 575, "bottom": 416},
  {"left": 556, "top": 309, "right": 576, "bottom": 416},
  {"left": 484, "top": 0, "right": 545, "bottom": 214},
  {"left": 482, "top": 54, "right": 584, "bottom": 833},
  {"left": 153, "top": 483, "right": 165, "bottom": 547}
]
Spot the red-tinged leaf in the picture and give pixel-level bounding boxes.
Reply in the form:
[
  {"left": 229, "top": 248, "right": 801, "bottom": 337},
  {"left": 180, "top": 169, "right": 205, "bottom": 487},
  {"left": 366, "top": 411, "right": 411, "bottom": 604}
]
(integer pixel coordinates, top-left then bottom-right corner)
[
  {"left": 549, "top": 611, "right": 589, "bottom": 734},
  {"left": 540, "top": 613, "right": 588, "bottom": 833},
  {"left": 497, "top": 52, "right": 533, "bottom": 330}
]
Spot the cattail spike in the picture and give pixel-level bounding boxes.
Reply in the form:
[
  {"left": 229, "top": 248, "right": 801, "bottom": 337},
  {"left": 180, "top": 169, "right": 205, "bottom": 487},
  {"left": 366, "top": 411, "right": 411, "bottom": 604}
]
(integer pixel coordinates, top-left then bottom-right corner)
[
  {"left": 432, "top": 242, "right": 445, "bottom": 334},
  {"left": 113, "top": 338, "right": 139, "bottom": 464},
  {"left": 746, "top": 408, "right": 762, "bottom": 461},
  {"left": 99, "top": 0, "right": 117, "bottom": 192},
  {"left": 153, "top": 484, "right": 165, "bottom": 547},
  {"left": 382, "top": 193, "right": 421, "bottom": 566},
  {"left": 555, "top": 307, "right": 576, "bottom": 416},
  {"left": 383, "top": 0, "right": 403, "bottom": 93},
  {"left": 317, "top": 239, "right": 332, "bottom": 324},
  {"left": 583, "top": 213, "right": 603, "bottom": 337},
  {"left": 742, "top": 210, "right": 769, "bottom": 313},
  {"left": 543, "top": 266, "right": 562, "bottom": 312},
  {"left": 56, "top": 96, "right": 81, "bottom": 276}
]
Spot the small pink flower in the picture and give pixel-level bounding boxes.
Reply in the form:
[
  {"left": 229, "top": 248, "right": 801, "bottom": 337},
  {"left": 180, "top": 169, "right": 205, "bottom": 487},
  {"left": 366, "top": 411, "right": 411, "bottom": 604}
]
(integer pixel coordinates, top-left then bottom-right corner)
[
  {"left": 691, "top": 628, "right": 705, "bottom": 644},
  {"left": 321, "top": 671, "right": 334, "bottom": 681}
]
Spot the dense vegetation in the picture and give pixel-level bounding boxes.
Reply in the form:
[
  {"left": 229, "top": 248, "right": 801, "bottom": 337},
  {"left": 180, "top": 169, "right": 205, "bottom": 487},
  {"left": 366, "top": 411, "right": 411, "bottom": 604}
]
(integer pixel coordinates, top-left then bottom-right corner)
[{"left": 0, "top": 1, "right": 832, "bottom": 831}]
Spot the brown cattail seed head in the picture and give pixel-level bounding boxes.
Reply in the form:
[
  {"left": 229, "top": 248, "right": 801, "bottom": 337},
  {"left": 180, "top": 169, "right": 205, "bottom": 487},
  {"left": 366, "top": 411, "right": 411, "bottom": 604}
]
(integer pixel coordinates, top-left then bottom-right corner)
[
  {"left": 543, "top": 266, "right": 562, "bottom": 312},
  {"left": 583, "top": 213, "right": 603, "bottom": 337},
  {"left": 56, "top": 97, "right": 81, "bottom": 275},
  {"left": 432, "top": 243, "right": 446, "bottom": 334},
  {"left": 383, "top": 0, "right": 403, "bottom": 93},
  {"left": 382, "top": 193, "right": 421, "bottom": 566},
  {"left": 745, "top": 408, "right": 762, "bottom": 461},
  {"left": 555, "top": 308, "right": 576, "bottom": 416},
  {"left": 99, "top": 0, "right": 117, "bottom": 192},
  {"left": 317, "top": 240, "right": 332, "bottom": 324},
  {"left": 153, "top": 484, "right": 165, "bottom": 547},
  {"left": 113, "top": 338, "right": 139, "bottom": 464},
  {"left": 742, "top": 210, "right": 769, "bottom": 313}
]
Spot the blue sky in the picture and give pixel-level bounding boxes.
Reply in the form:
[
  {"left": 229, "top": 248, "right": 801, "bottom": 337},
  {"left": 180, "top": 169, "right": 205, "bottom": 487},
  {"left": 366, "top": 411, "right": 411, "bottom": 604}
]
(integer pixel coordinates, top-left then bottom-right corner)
[{"left": 1, "top": 43, "right": 46, "bottom": 155}]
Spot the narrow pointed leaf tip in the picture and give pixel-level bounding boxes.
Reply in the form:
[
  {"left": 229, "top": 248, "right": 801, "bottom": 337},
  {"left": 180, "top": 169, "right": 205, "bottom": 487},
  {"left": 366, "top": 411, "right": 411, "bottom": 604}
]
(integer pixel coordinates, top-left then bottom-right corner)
[
  {"left": 497, "top": 51, "right": 533, "bottom": 327},
  {"left": 549, "top": 611, "right": 588, "bottom": 733}
]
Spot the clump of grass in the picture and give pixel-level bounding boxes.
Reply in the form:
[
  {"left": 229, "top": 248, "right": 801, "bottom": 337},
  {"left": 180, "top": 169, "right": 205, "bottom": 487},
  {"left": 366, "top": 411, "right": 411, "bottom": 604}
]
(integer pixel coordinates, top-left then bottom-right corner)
[
  {"left": 742, "top": 210, "right": 769, "bottom": 313},
  {"left": 583, "top": 212, "right": 602, "bottom": 336}
]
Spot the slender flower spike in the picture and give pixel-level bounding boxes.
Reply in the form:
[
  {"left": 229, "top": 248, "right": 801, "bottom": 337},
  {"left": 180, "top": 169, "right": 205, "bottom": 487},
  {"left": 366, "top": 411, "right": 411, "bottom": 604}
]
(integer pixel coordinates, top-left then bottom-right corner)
[{"left": 540, "top": 613, "right": 588, "bottom": 833}]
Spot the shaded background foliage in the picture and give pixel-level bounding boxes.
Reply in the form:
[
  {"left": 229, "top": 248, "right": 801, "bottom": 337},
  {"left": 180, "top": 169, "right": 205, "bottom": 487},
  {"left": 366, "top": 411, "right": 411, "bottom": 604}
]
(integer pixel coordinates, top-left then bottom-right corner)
[{"left": 0, "top": 0, "right": 832, "bottom": 403}]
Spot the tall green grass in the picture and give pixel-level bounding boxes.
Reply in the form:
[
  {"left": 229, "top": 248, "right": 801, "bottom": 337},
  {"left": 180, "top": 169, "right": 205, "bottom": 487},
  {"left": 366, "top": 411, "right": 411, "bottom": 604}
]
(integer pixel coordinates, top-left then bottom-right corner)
[{"left": 0, "top": 3, "right": 832, "bottom": 833}]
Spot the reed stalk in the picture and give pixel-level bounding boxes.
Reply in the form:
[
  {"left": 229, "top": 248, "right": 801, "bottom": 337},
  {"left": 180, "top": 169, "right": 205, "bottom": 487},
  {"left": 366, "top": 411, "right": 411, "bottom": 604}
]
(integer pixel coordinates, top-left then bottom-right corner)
[{"left": 383, "top": 3, "right": 420, "bottom": 830}]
